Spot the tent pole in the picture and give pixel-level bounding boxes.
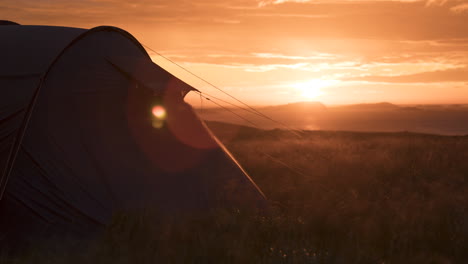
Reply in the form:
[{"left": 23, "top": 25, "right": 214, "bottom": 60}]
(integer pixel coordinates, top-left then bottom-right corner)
[{"left": 0, "top": 77, "right": 44, "bottom": 201}]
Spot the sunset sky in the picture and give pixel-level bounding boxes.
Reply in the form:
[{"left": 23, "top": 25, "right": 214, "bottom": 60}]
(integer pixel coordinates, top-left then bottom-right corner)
[{"left": 2, "top": 0, "right": 468, "bottom": 106}]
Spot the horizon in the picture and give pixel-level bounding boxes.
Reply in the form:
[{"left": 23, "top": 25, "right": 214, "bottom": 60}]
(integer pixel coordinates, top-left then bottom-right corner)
[
  {"left": 191, "top": 99, "right": 468, "bottom": 108},
  {"left": 2, "top": 0, "right": 468, "bottom": 106}
]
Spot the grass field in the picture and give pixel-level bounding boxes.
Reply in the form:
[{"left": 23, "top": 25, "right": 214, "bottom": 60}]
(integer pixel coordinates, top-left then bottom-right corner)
[{"left": 4, "top": 121, "right": 468, "bottom": 263}]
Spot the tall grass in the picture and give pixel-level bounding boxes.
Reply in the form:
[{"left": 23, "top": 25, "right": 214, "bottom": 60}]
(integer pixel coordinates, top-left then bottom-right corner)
[{"left": 4, "top": 123, "right": 468, "bottom": 263}]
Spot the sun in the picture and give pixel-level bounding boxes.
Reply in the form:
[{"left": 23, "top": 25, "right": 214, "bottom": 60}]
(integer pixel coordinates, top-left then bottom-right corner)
[{"left": 293, "top": 79, "right": 337, "bottom": 99}]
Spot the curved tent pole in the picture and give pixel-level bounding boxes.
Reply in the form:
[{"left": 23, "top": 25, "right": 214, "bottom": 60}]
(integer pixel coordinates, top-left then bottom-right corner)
[{"left": 0, "top": 26, "right": 151, "bottom": 201}]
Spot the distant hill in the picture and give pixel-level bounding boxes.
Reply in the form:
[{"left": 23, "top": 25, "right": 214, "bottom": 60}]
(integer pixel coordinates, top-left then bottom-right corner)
[
  {"left": 196, "top": 101, "right": 468, "bottom": 135},
  {"left": 331, "top": 102, "right": 400, "bottom": 111},
  {"left": 259, "top": 101, "right": 327, "bottom": 112}
]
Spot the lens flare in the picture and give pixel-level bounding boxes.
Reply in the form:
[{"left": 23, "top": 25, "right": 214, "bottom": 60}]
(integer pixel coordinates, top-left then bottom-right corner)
[
  {"left": 152, "top": 105, "right": 166, "bottom": 119},
  {"left": 152, "top": 120, "right": 164, "bottom": 129}
]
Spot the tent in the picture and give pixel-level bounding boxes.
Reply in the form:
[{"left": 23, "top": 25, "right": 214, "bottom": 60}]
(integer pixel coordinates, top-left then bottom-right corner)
[{"left": 0, "top": 22, "right": 266, "bottom": 242}]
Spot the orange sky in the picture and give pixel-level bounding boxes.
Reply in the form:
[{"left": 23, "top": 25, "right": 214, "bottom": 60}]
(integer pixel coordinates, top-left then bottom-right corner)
[{"left": 2, "top": 0, "right": 468, "bottom": 106}]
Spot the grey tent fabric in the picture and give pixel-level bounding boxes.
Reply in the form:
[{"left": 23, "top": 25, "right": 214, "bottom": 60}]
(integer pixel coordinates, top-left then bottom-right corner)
[
  {"left": 0, "top": 23, "right": 266, "bottom": 242},
  {"left": 107, "top": 56, "right": 198, "bottom": 97},
  {"left": 0, "top": 20, "right": 20, "bottom": 26}
]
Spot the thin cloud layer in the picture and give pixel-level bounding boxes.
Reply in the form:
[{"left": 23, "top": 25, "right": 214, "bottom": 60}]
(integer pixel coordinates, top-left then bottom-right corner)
[
  {"left": 451, "top": 2, "right": 468, "bottom": 11},
  {"left": 1, "top": 0, "right": 467, "bottom": 104},
  {"left": 346, "top": 67, "right": 468, "bottom": 83},
  {"left": 257, "top": 0, "right": 466, "bottom": 7}
]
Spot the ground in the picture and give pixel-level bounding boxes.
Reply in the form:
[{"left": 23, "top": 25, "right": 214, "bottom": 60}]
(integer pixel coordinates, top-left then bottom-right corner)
[{"left": 4, "top": 121, "right": 468, "bottom": 263}]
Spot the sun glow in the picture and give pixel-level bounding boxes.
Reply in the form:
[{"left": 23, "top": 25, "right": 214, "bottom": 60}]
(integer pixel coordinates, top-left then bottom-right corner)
[{"left": 293, "top": 79, "right": 337, "bottom": 99}]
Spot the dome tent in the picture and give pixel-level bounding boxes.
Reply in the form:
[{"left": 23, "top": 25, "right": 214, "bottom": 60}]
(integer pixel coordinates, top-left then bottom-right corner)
[{"left": 0, "top": 22, "right": 266, "bottom": 241}]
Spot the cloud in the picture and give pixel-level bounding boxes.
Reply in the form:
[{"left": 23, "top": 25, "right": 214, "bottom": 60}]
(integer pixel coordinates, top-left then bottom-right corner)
[
  {"left": 241, "top": 13, "right": 331, "bottom": 18},
  {"left": 425, "top": 0, "right": 468, "bottom": 14},
  {"left": 212, "top": 18, "right": 241, "bottom": 24},
  {"left": 425, "top": 0, "right": 449, "bottom": 6},
  {"left": 345, "top": 67, "right": 468, "bottom": 83},
  {"left": 251, "top": 52, "right": 338, "bottom": 60},
  {"left": 258, "top": 0, "right": 428, "bottom": 7},
  {"left": 0, "top": 0, "right": 257, "bottom": 26},
  {"left": 3, "top": 0, "right": 468, "bottom": 41},
  {"left": 257, "top": 0, "right": 464, "bottom": 5},
  {"left": 258, "top": 0, "right": 311, "bottom": 7},
  {"left": 243, "top": 62, "right": 310, "bottom": 72},
  {"left": 451, "top": 3, "right": 468, "bottom": 12},
  {"left": 257, "top": 0, "right": 468, "bottom": 13}
]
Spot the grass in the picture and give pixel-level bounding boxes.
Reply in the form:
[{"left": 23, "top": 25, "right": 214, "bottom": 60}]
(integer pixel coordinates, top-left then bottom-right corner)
[{"left": 4, "top": 122, "right": 468, "bottom": 263}]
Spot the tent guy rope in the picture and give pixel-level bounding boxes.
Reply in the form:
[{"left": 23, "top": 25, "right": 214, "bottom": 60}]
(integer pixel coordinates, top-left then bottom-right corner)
[{"left": 142, "top": 44, "right": 303, "bottom": 138}]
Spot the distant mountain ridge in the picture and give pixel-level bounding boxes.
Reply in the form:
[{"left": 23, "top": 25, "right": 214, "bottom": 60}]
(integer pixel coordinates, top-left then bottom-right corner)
[
  {"left": 332, "top": 102, "right": 399, "bottom": 110},
  {"left": 199, "top": 101, "right": 468, "bottom": 112},
  {"left": 196, "top": 101, "right": 468, "bottom": 135},
  {"left": 257, "top": 101, "right": 402, "bottom": 111}
]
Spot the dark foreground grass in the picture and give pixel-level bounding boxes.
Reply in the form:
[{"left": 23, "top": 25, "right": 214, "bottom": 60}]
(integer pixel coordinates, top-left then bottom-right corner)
[{"left": 4, "top": 122, "right": 468, "bottom": 263}]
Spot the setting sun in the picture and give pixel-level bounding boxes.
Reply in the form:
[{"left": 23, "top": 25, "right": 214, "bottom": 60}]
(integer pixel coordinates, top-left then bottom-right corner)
[{"left": 293, "top": 79, "right": 337, "bottom": 99}]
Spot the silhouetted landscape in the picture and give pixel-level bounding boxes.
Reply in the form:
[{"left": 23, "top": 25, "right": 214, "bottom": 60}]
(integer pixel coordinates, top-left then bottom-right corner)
[
  {"left": 5, "top": 121, "right": 468, "bottom": 263},
  {"left": 2, "top": 0, "right": 468, "bottom": 261},
  {"left": 198, "top": 102, "right": 468, "bottom": 135}
]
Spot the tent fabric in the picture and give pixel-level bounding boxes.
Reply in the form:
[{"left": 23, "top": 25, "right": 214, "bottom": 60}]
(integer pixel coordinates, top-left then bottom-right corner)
[
  {"left": 0, "top": 20, "right": 20, "bottom": 26},
  {"left": 0, "top": 25, "right": 85, "bottom": 76},
  {"left": 0, "top": 23, "right": 266, "bottom": 243},
  {"left": 107, "top": 56, "right": 198, "bottom": 97}
]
